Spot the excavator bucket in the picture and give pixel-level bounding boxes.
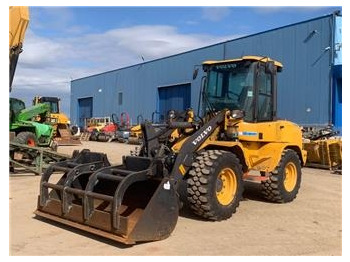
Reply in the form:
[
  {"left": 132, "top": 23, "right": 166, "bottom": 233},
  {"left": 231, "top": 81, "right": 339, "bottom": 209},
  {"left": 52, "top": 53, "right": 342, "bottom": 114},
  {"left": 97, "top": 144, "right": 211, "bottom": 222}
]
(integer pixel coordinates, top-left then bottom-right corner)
[
  {"left": 34, "top": 150, "right": 179, "bottom": 245},
  {"left": 55, "top": 124, "right": 81, "bottom": 146}
]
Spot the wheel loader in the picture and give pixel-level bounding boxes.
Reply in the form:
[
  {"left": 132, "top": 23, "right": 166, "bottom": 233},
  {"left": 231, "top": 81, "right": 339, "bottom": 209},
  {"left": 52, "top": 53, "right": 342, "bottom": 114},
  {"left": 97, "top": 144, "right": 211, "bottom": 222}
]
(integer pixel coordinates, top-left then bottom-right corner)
[
  {"left": 35, "top": 56, "right": 307, "bottom": 245},
  {"left": 33, "top": 96, "right": 81, "bottom": 146}
]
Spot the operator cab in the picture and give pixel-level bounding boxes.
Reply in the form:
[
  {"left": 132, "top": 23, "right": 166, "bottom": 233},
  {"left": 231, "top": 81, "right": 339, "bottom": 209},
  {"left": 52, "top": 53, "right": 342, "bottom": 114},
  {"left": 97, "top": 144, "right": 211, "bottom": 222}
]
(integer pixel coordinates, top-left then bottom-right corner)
[
  {"left": 10, "top": 97, "right": 26, "bottom": 123},
  {"left": 33, "top": 96, "right": 60, "bottom": 114},
  {"left": 10, "top": 97, "right": 26, "bottom": 115},
  {"left": 201, "top": 56, "right": 282, "bottom": 122}
]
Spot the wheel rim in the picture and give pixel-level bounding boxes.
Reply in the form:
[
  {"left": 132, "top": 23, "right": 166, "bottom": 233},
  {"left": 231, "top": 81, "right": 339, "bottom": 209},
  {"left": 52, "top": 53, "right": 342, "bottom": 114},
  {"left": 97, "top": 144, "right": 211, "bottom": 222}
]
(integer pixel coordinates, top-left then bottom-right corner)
[
  {"left": 216, "top": 168, "right": 237, "bottom": 206},
  {"left": 284, "top": 162, "right": 297, "bottom": 192},
  {"left": 27, "top": 138, "right": 35, "bottom": 146}
]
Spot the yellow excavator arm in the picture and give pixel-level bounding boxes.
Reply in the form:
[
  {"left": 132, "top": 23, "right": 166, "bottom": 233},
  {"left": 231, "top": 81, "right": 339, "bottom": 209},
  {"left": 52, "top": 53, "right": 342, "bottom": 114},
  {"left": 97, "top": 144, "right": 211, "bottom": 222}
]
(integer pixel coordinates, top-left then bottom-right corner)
[{"left": 9, "top": 6, "right": 29, "bottom": 91}]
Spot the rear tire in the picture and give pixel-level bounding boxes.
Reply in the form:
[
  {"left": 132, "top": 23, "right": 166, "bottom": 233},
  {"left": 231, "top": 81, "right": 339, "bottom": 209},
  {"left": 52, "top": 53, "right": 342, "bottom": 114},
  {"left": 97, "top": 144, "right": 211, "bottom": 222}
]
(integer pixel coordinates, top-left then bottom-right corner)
[
  {"left": 14, "top": 131, "right": 38, "bottom": 146},
  {"left": 261, "top": 149, "right": 302, "bottom": 203},
  {"left": 89, "top": 129, "right": 98, "bottom": 141},
  {"left": 186, "top": 150, "right": 243, "bottom": 221},
  {"left": 71, "top": 125, "right": 79, "bottom": 135}
]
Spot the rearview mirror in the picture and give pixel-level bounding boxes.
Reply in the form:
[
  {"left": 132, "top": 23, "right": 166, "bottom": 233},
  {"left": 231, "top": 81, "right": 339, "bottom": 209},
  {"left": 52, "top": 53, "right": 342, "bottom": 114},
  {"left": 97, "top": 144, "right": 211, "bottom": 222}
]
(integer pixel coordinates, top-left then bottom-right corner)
[
  {"left": 192, "top": 68, "right": 199, "bottom": 80},
  {"left": 265, "top": 61, "right": 276, "bottom": 74}
]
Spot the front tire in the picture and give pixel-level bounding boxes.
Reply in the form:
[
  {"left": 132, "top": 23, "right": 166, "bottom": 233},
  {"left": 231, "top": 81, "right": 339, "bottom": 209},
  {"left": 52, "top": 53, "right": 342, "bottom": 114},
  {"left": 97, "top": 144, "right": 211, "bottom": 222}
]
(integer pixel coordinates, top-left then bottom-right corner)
[
  {"left": 14, "top": 131, "right": 38, "bottom": 146},
  {"left": 261, "top": 149, "right": 302, "bottom": 203},
  {"left": 186, "top": 150, "right": 243, "bottom": 221}
]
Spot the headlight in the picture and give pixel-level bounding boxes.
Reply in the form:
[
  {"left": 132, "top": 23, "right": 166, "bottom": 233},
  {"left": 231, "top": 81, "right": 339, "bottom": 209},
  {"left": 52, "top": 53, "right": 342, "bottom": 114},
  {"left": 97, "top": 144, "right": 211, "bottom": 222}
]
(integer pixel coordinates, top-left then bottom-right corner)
[
  {"left": 168, "top": 110, "right": 176, "bottom": 120},
  {"left": 231, "top": 110, "right": 244, "bottom": 120}
]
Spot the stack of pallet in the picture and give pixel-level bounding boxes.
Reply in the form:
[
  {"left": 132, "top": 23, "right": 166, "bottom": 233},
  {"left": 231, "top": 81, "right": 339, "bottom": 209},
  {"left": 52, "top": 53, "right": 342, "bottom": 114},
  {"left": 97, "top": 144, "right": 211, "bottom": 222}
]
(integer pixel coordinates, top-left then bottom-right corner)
[{"left": 79, "top": 132, "right": 91, "bottom": 141}]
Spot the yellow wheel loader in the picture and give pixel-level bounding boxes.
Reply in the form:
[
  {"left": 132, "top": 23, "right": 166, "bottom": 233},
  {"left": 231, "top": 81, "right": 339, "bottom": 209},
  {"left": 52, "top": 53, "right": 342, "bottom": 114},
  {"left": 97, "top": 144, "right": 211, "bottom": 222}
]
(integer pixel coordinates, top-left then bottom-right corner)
[
  {"left": 33, "top": 96, "right": 81, "bottom": 146},
  {"left": 35, "top": 56, "right": 307, "bottom": 245}
]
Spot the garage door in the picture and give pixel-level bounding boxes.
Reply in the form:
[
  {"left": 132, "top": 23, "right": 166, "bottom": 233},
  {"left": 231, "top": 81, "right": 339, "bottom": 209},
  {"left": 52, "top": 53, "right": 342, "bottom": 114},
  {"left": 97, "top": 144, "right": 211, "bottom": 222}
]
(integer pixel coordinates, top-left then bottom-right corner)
[
  {"left": 78, "top": 97, "right": 93, "bottom": 129},
  {"left": 158, "top": 83, "right": 191, "bottom": 121},
  {"left": 332, "top": 65, "right": 342, "bottom": 134}
]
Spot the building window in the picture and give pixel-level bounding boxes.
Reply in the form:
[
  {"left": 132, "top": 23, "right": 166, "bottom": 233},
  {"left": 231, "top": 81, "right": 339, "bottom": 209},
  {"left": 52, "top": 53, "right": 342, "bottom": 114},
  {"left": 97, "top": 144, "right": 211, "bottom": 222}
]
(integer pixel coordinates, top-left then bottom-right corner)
[{"left": 118, "top": 92, "right": 123, "bottom": 105}]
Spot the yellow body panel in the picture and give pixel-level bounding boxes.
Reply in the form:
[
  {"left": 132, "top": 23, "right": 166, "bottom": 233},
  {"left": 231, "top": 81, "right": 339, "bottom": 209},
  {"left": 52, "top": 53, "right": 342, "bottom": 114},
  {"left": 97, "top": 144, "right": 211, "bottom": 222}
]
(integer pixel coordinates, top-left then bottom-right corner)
[
  {"left": 194, "top": 120, "right": 306, "bottom": 173},
  {"left": 130, "top": 124, "right": 142, "bottom": 136},
  {"left": 86, "top": 117, "right": 110, "bottom": 131},
  {"left": 50, "top": 112, "right": 69, "bottom": 125},
  {"left": 9, "top": 6, "right": 29, "bottom": 48},
  {"left": 237, "top": 120, "right": 303, "bottom": 143}
]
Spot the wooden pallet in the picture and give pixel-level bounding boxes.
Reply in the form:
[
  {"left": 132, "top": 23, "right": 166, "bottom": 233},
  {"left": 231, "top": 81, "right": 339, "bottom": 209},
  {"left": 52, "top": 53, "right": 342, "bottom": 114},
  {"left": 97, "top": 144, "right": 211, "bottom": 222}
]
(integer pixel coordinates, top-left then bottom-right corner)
[{"left": 80, "top": 132, "right": 91, "bottom": 141}]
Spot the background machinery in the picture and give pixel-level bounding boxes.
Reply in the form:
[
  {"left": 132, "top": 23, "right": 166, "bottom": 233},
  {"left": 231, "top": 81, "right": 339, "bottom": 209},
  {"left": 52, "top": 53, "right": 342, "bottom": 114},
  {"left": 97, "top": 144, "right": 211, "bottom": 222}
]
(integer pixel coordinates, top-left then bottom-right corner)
[
  {"left": 79, "top": 116, "right": 112, "bottom": 141},
  {"left": 85, "top": 116, "right": 111, "bottom": 133},
  {"left": 33, "top": 96, "right": 81, "bottom": 145},
  {"left": 115, "top": 112, "right": 131, "bottom": 143},
  {"left": 9, "top": 6, "right": 54, "bottom": 147},
  {"left": 10, "top": 97, "right": 54, "bottom": 147},
  {"left": 94, "top": 113, "right": 119, "bottom": 142},
  {"left": 35, "top": 56, "right": 306, "bottom": 244},
  {"left": 127, "top": 114, "right": 144, "bottom": 144},
  {"left": 302, "top": 126, "right": 342, "bottom": 173},
  {"left": 9, "top": 6, "right": 48, "bottom": 145},
  {"left": 9, "top": 7, "right": 71, "bottom": 174},
  {"left": 9, "top": 97, "right": 63, "bottom": 174}
]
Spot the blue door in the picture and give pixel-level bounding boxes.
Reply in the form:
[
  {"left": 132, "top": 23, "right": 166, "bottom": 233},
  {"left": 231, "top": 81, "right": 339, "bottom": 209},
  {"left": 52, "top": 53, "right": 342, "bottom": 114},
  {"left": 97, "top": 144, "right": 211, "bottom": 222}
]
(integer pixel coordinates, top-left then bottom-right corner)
[
  {"left": 332, "top": 65, "right": 342, "bottom": 134},
  {"left": 158, "top": 83, "right": 191, "bottom": 121},
  {"left": 78, "top": 97, "right": 93, "bottom": 129}
]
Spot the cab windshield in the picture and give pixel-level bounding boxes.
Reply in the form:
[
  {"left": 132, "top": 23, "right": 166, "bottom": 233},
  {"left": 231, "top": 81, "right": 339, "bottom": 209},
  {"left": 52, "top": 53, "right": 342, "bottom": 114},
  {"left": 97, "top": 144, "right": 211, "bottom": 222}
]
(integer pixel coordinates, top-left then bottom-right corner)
[
  {"left": 204, "top": 61, "right": 255, "bottom": 121},
  {"left": 10, "top": 98, "right": 26, "bottom": 115},
  {"left": 43, "top": 101, "right": 59, "bottom": 113}
]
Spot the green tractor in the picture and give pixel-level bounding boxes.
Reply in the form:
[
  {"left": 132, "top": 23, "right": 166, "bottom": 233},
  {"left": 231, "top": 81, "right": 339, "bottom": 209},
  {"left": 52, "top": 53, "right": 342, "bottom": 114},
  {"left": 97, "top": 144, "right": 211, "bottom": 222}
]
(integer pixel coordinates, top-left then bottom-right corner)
[{"left": 10, "top": 97, "right": 55, "bottom": 148}]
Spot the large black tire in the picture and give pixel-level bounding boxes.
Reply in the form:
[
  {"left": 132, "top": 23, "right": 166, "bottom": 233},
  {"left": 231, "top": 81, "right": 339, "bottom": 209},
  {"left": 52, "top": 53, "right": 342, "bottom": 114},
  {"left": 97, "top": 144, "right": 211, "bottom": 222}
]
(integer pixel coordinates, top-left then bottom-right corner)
[
  {"left": 89, "top": 129, "right": 98, "bottom": 141},
  {"left": 261, "top": 149, "right": 302, "bottom": 203},
  {"left": 71, "top": 125, "right": 79, "bottom": 135},
  {"left": 14, "top": 131, "right": 38, "bottom": 146},
  {"left": 186, "top": 150, "right": 244, "bottom": 221}
]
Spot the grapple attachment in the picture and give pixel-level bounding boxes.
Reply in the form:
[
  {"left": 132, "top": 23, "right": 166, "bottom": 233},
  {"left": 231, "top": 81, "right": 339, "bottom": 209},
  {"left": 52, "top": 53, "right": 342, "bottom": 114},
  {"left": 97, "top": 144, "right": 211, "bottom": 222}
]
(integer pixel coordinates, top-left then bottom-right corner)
[{"left": 35, "top": 150, "right": 179, "bottom": 245}]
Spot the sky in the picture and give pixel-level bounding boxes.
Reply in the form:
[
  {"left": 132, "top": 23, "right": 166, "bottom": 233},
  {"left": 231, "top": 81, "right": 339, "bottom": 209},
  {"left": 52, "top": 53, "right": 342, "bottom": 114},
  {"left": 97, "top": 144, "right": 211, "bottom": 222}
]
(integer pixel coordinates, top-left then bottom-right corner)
[{"left": 10, "top": 5, "right": 341, "bottom": 116}]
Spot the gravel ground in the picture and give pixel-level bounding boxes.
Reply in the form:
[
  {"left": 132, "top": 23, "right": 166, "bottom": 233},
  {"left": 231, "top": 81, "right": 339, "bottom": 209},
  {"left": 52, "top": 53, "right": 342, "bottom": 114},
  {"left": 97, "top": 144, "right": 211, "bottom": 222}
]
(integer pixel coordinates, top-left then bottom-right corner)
[{"left": 9, "top": 141, "right": 342, "bottom": 255}]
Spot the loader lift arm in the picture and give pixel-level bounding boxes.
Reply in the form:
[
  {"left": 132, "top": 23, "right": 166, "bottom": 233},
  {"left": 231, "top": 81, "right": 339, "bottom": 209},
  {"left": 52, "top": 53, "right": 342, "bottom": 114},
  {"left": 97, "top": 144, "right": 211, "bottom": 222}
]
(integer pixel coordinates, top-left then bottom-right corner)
[{"left": 165, "top": 110, "right": 226, "bottom": 182}]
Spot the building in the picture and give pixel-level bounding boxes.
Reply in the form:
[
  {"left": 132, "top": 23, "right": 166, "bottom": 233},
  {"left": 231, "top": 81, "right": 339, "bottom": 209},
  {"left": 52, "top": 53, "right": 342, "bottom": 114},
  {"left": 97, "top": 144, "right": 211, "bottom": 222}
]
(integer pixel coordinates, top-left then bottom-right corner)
[{"left": 70, "top": 12, "right": 342, "bottom": 132}]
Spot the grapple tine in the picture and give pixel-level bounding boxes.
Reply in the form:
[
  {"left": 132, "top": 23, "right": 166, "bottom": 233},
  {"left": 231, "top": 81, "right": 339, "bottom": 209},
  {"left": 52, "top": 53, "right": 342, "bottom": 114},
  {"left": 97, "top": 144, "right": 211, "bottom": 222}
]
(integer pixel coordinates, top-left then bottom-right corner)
[{"left": 35, "top": 151, "right": 179, "bottom": 245}]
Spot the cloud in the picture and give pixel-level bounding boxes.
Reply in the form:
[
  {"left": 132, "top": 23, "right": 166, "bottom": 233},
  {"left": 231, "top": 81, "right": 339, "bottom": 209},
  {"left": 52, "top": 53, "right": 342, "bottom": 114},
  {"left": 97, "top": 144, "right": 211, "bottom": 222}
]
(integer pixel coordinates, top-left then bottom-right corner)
[
  {"left": 18, "top": 30, "right": 66, "bottom": 69},
  {"left": 185, "top": 20, "right": 199, "bottom": 26},
  {"left": 201, "top": 7, "right": 231, "bottom": 22},
  {"left": 11, "top": 24, "right": 235, "bottom": 114},
  {"left": 254, "top": 6, "right": 335, "bottom": 14},
  {"left": 30, "top": 7, "right": 75, "bottom": 32},
  {"left": 102, "top": 25, "right": 229, "bottom": 59}
]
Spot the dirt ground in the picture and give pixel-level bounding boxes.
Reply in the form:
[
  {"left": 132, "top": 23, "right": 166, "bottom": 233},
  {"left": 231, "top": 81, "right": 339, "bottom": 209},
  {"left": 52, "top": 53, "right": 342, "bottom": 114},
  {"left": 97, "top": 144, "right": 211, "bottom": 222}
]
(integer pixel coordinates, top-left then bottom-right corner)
[{"left": 9, "top": 141, "right": 342, "bottom": 256}]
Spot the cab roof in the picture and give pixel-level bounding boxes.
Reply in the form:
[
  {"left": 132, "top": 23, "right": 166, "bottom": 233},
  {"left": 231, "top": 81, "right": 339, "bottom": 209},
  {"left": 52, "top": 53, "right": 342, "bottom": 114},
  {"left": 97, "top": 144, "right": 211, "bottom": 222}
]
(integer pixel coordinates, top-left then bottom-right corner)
[{"left": 202, "top": 55, "right": 283, "bottom": 68}]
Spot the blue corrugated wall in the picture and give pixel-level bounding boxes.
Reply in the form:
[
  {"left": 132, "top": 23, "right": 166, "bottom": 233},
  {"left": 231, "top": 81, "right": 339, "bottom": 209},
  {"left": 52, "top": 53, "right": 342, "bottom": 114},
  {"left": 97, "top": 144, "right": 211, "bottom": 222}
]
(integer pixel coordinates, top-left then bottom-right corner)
[{"left": 71, "top": 14, "right": 339, "bottom": 129}]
